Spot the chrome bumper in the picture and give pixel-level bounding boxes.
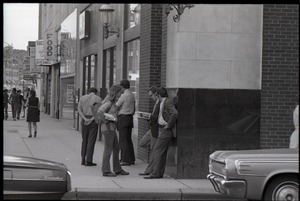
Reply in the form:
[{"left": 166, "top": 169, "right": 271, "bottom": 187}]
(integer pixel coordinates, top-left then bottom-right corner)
[{"left": 207, "top": 174, "right": 246, "bottom": 199}]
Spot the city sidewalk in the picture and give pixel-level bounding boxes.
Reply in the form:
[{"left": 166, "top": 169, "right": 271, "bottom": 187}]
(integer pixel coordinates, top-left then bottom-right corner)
[{"left": 3, "top": 112, "right": 241, "bottom": 200}]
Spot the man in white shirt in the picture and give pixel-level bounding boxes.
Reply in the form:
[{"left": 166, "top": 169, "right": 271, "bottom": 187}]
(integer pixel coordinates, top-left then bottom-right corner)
[
  {"left": 116, "top": 79, "right": 136, "bottom": 166},
  {"left": 78, "top": 87, "right": 102, "bottom": 166}
]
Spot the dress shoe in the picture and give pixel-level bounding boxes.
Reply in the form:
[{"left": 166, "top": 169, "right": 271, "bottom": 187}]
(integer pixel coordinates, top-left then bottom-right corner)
[
  {"left": 138, "top": 172, "right": 150, "bottom": 176},
  {"left": 120, "top": 162, "right": 131, "bottom": 166},
  {"left": 103, "top": 172, "right": 117, "bottom": 177},
  {"left": 143, "top": 175, "right": 163, "bottom": 179},
  {"left": 85, "top": 162, "right": 97, "bottom": 166},
  {"left": 115, "top": 170, "right": 129, "bottom": 175},
  {"left": 28, "top": 135, "right": 32, "bottom": 138},
  {"left": 81, "top": 161, "right": 85, "bottom": 165}
]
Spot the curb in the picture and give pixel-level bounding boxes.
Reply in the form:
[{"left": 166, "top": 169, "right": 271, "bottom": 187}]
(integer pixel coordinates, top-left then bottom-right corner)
[{"left": 61, "top": 188, "right": 241, "bottom": 200}]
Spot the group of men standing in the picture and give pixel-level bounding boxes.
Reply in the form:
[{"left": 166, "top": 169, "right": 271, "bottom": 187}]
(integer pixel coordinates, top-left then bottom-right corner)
[
  {"left": 77, "top": 79, "right": 178, "bottom": 179},
  {"left": 3, "top": 87, "right": 30, "bottom": 121}
]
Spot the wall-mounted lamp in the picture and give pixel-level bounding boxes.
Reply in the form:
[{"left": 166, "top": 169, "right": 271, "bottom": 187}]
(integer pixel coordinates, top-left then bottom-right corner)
[
  {"left": 165, "top": 4, "right": 195, "bottom": 22},
  {"left": 99, "top": 4, "right": 119, "bottom": 39}
]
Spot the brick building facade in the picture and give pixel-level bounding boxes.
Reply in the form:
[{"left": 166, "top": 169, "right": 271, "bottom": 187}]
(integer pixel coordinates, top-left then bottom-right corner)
[
  {"left": 39, "top": 4, "right": 298, "bottom": 179},
  {"left": 261, "top": 4, "right": 299, "bottom": 148}
]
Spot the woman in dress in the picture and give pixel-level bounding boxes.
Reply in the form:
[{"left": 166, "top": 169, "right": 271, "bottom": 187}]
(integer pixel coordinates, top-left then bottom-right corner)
[
  {"left": 97, "top": 84, "right": 129, "bottom": 177},
  {"left": 25, "top": 89, "right": 40, "bottom": 138}
]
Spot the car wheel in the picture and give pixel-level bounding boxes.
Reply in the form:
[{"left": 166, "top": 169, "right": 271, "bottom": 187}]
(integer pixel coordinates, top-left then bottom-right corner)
[{"left": 264, "top": 175, "right": 298, "bottom": 201}]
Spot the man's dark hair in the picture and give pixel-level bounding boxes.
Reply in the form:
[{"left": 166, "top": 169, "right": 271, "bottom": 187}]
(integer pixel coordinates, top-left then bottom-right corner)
[
  {"left": 88, "top": 87, "right": 98, "bottom": 93},
  {"left": 156, "top": 87, "right": 168, "bottom": 98},
  {"left": 17, "top": 90, "right": 21, "bottom": 93},
  {"left": 147, "top": 86, "right": 158, "bottom": 94},
  {"left": 120, "top": 79, "right": 130, "bottom": 89}
]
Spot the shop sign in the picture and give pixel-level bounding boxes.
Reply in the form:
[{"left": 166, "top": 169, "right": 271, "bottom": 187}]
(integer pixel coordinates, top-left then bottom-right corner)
[
  {"left": 35, "top": 60, "right": 54, "bottom": 66},
  {"left": 44, "top": 31, "right": 57, "bottom": 61}
]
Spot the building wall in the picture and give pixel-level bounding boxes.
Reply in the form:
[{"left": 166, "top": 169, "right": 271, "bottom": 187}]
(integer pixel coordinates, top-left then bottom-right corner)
[
  {"left": 165, "top": 5, "right": 263, "bottom": 178},
  {"left": 138, "top": 4, "right": 164, "bottom": 161},
  {"left": 166, "top": 4, "right": 263, "bottom": 89},
  {"left": 38, "top": 4, "right": 299, "bottom": 179},
  {"left": 261, "top": 4, "right": 299, "bottom": 148}
]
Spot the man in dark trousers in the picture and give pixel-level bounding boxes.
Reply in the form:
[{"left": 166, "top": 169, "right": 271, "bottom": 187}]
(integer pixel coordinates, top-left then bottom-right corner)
[
  {"left": 144, "top": 86, "right": 178, "bottom": 179},
  {"left": 16, "top": 89, "right": 24, "bottom": 119},
  {"left": 116, "top": 79, "right": 136, "bottom": 166},
  {"left": 9, "top": 88, "right": 20, "bottom": 121},
  {"left": 138, "top": 86, "right": 160, "bottom": 175},
  {"left": 77, "top": 87, "right": 102, "bottom": 166}
]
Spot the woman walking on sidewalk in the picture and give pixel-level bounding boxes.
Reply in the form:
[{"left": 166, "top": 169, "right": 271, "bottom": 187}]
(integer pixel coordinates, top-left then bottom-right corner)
[
  {"left": 98, "top": 85, "right": 129, "bottom": 177},
  {"left": 25, "top": 89, "right": 40, "bottom": 138}
]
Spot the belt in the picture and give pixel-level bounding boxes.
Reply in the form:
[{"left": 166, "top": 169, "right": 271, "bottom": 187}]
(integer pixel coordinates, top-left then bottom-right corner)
[
  {"left": 85, "top": 115, "right": 93, "bottom": 118},
  {"left": 118, "top": 114, "right": 133, "bottom": 117}
]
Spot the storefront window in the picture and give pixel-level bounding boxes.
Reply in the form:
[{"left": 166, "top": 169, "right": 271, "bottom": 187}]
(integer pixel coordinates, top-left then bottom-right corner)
[
  {"left": 126, "top": 4, "right": 140, "bottom": 29},
  {"left": 125, "top": 38, "right": 140, "bottom": 142},
  {"left": 83, "top": 54, "right": 97, "bottom": 95},
  {"left": 126, "top": 39, "right": 140, "bottom": 108},
  {"left": 90, "top": 55, "right": 96, "bottom": 89},
  {"left": 103, "top": 47, "right": 116, "bottom": 98}
]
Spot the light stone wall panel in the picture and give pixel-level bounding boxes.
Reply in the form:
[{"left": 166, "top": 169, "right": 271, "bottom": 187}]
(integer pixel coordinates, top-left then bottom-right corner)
[
  {"left": 178, "top": 60, "right": 231, "bottom": 89},
  {"left": 166, "top": 4, "right": 263, "bottom": 90}
]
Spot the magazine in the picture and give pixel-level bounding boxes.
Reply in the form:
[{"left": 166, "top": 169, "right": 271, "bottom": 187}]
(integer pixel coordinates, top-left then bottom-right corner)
[
  {"left": 104, "top": 113, "right": 117, "bottom": 122},
  {"left": 136, "top": 111, "right": 151, "bottom": 120}
]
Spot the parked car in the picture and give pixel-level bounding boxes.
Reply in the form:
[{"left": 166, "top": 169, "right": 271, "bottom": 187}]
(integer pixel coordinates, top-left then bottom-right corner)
[
  {"left": 4, "top": 155, "right": 72, "bottom": 200},
  {"left": 207, "top": 148, "right": 299, "bottom": 201}
]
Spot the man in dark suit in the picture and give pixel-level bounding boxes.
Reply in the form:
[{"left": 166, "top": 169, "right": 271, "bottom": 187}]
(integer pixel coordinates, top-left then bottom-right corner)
[
  {"left": 138, "top": 86, "right": 160, "bottom": 176},
  {"left": 144, "top": 87, "right": 178, "bottom": 179}
]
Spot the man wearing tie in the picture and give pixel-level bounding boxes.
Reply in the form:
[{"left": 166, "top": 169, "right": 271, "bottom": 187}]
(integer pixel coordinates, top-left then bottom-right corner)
[
  {"left": 139, "top": 86, "right": 160, "bottom": 176},
  {"left": 144, "top": 87, "right": 178, "bottom": 179}
]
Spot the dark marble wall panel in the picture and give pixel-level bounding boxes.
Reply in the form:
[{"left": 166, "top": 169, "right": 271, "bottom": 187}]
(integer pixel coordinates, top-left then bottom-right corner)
[{"left": 167, "top": 88, "right": 261, "bottom": 179}]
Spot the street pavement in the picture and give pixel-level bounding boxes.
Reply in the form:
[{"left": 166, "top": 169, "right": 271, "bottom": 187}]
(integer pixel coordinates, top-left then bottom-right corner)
[{"left": 3, "top": 110, "right": 246, "bottom": 200}]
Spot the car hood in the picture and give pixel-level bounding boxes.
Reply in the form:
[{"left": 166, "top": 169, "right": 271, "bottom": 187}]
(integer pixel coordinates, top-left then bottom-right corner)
[
  {"left": 4, "top": 155, "right": 68, "bottom": 171},
  {"left": 211, "top": 148, "right": 299, "bottom": 163}
]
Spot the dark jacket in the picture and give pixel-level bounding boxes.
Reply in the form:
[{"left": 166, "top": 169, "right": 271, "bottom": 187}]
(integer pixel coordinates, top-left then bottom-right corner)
[
  {"left": 149, "top": 101, "right": 160, "bottom": 138},
  {"left": 161, "top": 98, "right": 178, "bottom": 137}
]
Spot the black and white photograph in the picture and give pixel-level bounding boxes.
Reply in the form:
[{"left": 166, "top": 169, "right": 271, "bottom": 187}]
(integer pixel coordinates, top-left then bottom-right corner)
[{"left": 3, "top": 3, "right": 299, "bottom": 200}]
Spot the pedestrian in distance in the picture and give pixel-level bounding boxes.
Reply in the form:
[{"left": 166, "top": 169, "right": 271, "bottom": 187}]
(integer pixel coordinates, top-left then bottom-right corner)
[
  {"left": 9, "top": 88, "right": 20, "bottom": 121},
  {"left": 77, "top": 87, "right": 102, "bottom": 166},
  {"left": 16, "top": 90, "right": 24, "bottom": 119},
  {"left": 289, "top": 94, "right": 299, "bottom": 149},
  {"left": 116, "top": 79, "right": 136, "bottom": 166},
  {"left": 3, "top": 88, "right": 9, "bottom": 120},
  {"left": 144, "top": 87, "right": 178, "bottom": 179},
  {"left": 97, "top": 84, "right": 130, "bottom": 177},
  {"left": 25, "top": 89, "right": 40, "bottom": 138},
  {"left": 138, "top": 86, "right": 161, "bottom": 176},
  {"left": 22, "top": 87, "right": 30, "bottom": 118}
]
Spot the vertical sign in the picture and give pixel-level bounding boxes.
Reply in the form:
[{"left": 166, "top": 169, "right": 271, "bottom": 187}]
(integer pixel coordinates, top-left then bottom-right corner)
[
  {"left": 60, "top": 32, "right": 69, "bottom": 62},
  {"left": 30, "top": 46, "right": 40, "bottom": 73},
  {"left": 36, "top": 40, "right": 44, "bottom": 60},
  {"left": 44, "top": 31, "right": 57, "bottom": 61},
  {"left": 23, "top": 56, "right": 31, "bottom": 80}
]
